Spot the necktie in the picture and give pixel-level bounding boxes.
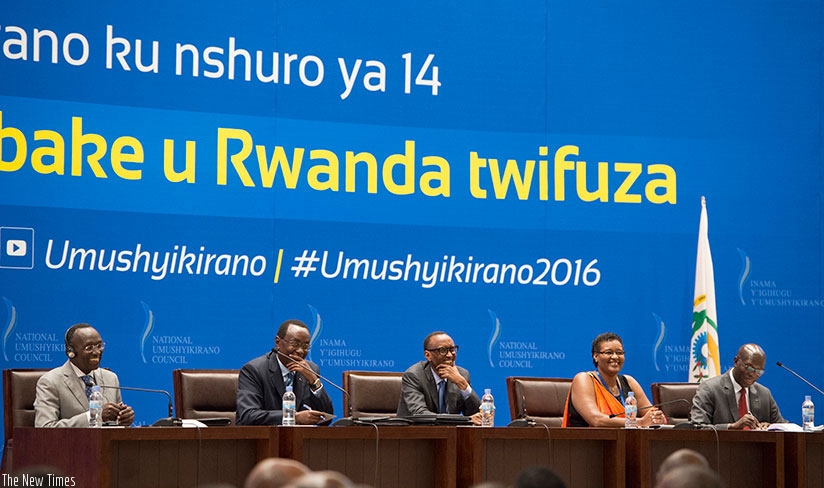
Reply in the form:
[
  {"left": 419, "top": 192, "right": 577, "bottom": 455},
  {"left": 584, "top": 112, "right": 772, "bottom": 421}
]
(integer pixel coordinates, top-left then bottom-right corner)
[
  {"left": 438, "top": 380, "right": 447, "bottom": 413},
  {"left": 738, "top": 388, "right": 750, "bottom": 430},
  {"left": 81, "top": 375, "right": 93, "bottom": 399},
  {"left": 285, "top": 371, "right": 295, "bottom": 388}
]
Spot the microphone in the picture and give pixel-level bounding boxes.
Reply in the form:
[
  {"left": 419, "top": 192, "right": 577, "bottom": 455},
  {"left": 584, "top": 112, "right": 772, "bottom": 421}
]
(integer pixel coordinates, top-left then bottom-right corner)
[
  {"left": 274, "top": 349, "right": 350, "bottom": 415},
  {"left": 97, "top": 383, "right": 182, "bottom": 426},
  {"left": 508, "top": 393, "right": 537, "bottom": 427},
  {"left": 674, "top": 399, "right": 717, "bottom": 430},
  {"left": 609, "top": 398, "right": 690, "bottom": 418},
  {"left": 776, "top": 361, "right": 824, "bottom": 396}
]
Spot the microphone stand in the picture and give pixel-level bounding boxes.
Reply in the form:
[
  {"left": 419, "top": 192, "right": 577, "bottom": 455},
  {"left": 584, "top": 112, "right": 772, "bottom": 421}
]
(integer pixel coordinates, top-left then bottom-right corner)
[
  {"left": 98, "top": 384, "right": 182, "bottom": 426},
  {"left": 507, "top": 393, "right": 537, "bottom": 427},
  {"left": 776, "top": 361, "right": 824, "bottom": 396},
  {"left": 687, "top": 401, "right": 716, "bottom": 430}
]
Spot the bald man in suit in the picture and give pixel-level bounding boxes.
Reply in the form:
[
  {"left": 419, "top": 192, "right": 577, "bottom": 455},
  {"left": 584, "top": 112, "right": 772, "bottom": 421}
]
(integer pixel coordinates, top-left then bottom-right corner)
[{"left": 690, "top": 343, "right": 784, "bottom": 430}]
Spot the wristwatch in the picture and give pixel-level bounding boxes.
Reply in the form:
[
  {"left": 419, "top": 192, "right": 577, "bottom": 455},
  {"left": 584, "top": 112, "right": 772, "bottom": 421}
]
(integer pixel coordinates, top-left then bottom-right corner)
[{"left": 310, "top": 378, "right": 322, "bottom": 391}]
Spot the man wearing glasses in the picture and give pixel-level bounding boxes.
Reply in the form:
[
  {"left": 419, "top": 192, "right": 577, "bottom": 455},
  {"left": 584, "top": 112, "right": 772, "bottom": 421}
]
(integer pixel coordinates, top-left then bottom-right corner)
[
  {"left": 237, "top": 319, "right": 333, "bottom": 425},
  {"left": 397, "top": 331, "right": 482, "bottom": 423},
  {"left": 35, "top": 323, "right": 135, "bottom": 427},
  {"left": 690, "top": 343, "right": 785, "bottom": 429}
]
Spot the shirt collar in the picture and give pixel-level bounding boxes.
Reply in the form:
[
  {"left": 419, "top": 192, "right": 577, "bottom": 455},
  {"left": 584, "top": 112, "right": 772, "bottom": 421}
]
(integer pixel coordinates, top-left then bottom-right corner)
[
  {"left": 276, "top": 356, "right": 291, "bottom": 379},
  {"left": 70, "top": 362, "right": 97, "bottom": 379},
  {"left": 729, "top": 369, "right": 746, "bottom": 396}
]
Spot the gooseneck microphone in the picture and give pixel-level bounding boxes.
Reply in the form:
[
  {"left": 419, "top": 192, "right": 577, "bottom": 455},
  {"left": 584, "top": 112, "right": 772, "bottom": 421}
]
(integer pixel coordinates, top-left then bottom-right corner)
[
  {"left": 97, "top": 383, "right": 182, "bottom": 426},
  {"left": 608, "top": 398, "right": 690, "bottom": 418},
  {"left": 776, "top": 361, "right": 824, "bottom": 396},
  {"left": 507, "top": 393, "right": 537, "bottom": 427},
  {"left": 274, "top": 349, "right": 351, "bottom": 413},
  {"left": 687, "top": 401, "right": 716, "bottom": 428}
]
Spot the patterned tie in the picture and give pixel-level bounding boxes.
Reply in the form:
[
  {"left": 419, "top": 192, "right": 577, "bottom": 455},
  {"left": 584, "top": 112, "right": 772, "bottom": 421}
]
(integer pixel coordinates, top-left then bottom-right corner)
[
  {"left": 738, "top": 388, "right": 750, "bottom": 430},
  {"left": 438, "top": 380, "right": 447, "bottom": 413},
  {"left": 285, "top": 371, "right": 295, "bottom": 388},
  {"left": 81, "top": 375, "right": 93, "bottom": 399}
]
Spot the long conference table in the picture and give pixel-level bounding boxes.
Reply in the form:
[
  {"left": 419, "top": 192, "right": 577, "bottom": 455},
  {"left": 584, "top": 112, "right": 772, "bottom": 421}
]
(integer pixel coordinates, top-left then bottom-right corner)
[{"left": 8, "top": 425, "right": 824, "bottom": 488}]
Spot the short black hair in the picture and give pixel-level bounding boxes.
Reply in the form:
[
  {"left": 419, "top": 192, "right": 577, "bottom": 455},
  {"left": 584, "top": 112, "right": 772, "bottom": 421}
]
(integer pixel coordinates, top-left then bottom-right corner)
[
  {"left": 423, "top": 331, "right": 448, "bottom": 350},
  {"left": 591, "top": 332, "right": 623, "bottom": 366},
  {"left": 277, "top": 319, "right": 309, "bottom": 339},
  {"left": 64, "top": 323, "right": 91, "bottom": 356}
]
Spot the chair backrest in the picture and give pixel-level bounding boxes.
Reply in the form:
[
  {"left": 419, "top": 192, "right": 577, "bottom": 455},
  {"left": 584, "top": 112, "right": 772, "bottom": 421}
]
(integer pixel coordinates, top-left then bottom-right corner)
[
  {"left": 506, "top": 377, "right": 572, "bottom": 427},
  {"left": 172, "top": 369, "right": 239, "bottom": 424},
  {"left": 3, "top": 369, "right": 49, "bottom": 441},
  {"left": 342, "top": 371, "right": 404, "bottom": 418},
  {"left": 650, "top": 382, "right": 699, "bottom": 424}
]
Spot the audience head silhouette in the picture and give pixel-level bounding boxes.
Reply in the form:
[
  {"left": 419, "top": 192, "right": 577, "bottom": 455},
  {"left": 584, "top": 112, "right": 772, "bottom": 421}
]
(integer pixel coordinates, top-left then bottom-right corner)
[
  {"left": 655, "top": 448, "right": 710, "bottom": 483},
  {"left": 514, "top": 466, "right": 566, "bottom": 488},
  {"left": 244, "top": 458, "right": 310, "bottom": 488},
  {"left": 655, "top": 465, "right": 724, "bottom": 488},
  {"left": 282, "top": 470, "right": 355, "bottom": 488}
]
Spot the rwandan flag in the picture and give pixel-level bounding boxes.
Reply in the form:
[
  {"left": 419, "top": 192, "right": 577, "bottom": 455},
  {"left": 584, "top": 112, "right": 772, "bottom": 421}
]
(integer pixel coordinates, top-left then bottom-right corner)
[{"left": 689, "top": 196, "right": 720, "bottom": 383}]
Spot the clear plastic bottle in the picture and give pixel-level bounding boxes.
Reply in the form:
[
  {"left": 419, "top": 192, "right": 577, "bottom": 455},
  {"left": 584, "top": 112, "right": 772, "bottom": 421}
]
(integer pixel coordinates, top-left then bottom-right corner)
[
  {"left": 802, "top": 395, "right": 815, "bottom": 432},
  {"left": 480, "top": 388, "right": 495, "bottom": 427},
  {"left": 624, "top": 391, "right": 637, "bottom": 429},
  {"left": 282, "top": 386, "right": 296, "bottom": 426},
  {"left": 88, "top": 385, "right": 103, "bottom": 428}
]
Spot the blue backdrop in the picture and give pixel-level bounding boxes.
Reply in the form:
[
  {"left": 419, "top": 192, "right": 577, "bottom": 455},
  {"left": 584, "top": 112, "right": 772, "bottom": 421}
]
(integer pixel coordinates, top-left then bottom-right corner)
[{"left": 1, "top": 1, "right": 822, "bottom": 440}]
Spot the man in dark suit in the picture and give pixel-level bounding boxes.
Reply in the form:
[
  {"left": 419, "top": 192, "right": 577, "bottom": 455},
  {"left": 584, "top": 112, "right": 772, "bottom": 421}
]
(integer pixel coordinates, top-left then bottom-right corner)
[
  {"left": 690, "top": 343, "right": 784, "bottom": 429},
  {"left": 236, "top": 319, "right": 333, "bottom": 425},
  {"left": 397, "top": 331, "right": 481, "bottom": 423},
  {"left": 34, "top": 323, "right": 134, "bottom": 427}
]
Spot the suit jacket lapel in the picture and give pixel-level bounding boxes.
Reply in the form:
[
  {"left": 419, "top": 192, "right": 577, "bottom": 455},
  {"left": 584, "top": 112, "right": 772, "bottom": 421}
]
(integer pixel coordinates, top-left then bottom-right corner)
[
  {"left": 61, "top": 361, "right": 88, "bottom": 409},
  {"left": 293, "top": 370, "right": 305, "bottom": 402},
  {"left": 721, "top": 374, "right": 739, "bottom": 420},
  {"left": 93, "top": 370, "right": 118, "bottom": 404},
  {"left": 749, "top": 385, "right": 762, "bottom": 419},
  {"left": 268, "top": 352, "right": 286, "bottom": 404},
  {"left": 423, "top": 362, "right": 439, "bottom": 412}
]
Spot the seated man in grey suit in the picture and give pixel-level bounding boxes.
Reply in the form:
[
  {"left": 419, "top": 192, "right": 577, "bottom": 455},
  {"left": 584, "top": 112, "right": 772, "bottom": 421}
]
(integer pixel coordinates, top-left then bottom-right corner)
[
  {"left": 397, "top": 330, "right": 481, "bottom": 424},
  {"left": 690, "top": 343, "right": 784, "bottom": 430},
  {"left": 34, "top": 323, "right": 134, "bottom": 427}
]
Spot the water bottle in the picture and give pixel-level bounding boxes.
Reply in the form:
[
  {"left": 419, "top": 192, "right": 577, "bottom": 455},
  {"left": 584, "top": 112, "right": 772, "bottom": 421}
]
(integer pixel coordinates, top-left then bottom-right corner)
[
  {"left": 624, "top": 391, "right": 637, "bottom": 429},
  {"left": 282, "top": 386, "right": 296, "bottom": 426},
  {"left": 480, "top": 388, "right": 495, "bottom": 427},
  {"left": 802, "top": 395, "right": 815, "bottom": 432},
  {"left": 88, "top": 385, "right": 103, "bottom": 428}
]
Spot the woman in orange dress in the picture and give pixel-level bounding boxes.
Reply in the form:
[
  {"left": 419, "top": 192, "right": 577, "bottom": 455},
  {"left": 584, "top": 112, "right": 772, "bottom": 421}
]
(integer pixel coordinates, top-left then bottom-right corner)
[{"left": 563, "top": 332, "right": 665, "bottom": 427}]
